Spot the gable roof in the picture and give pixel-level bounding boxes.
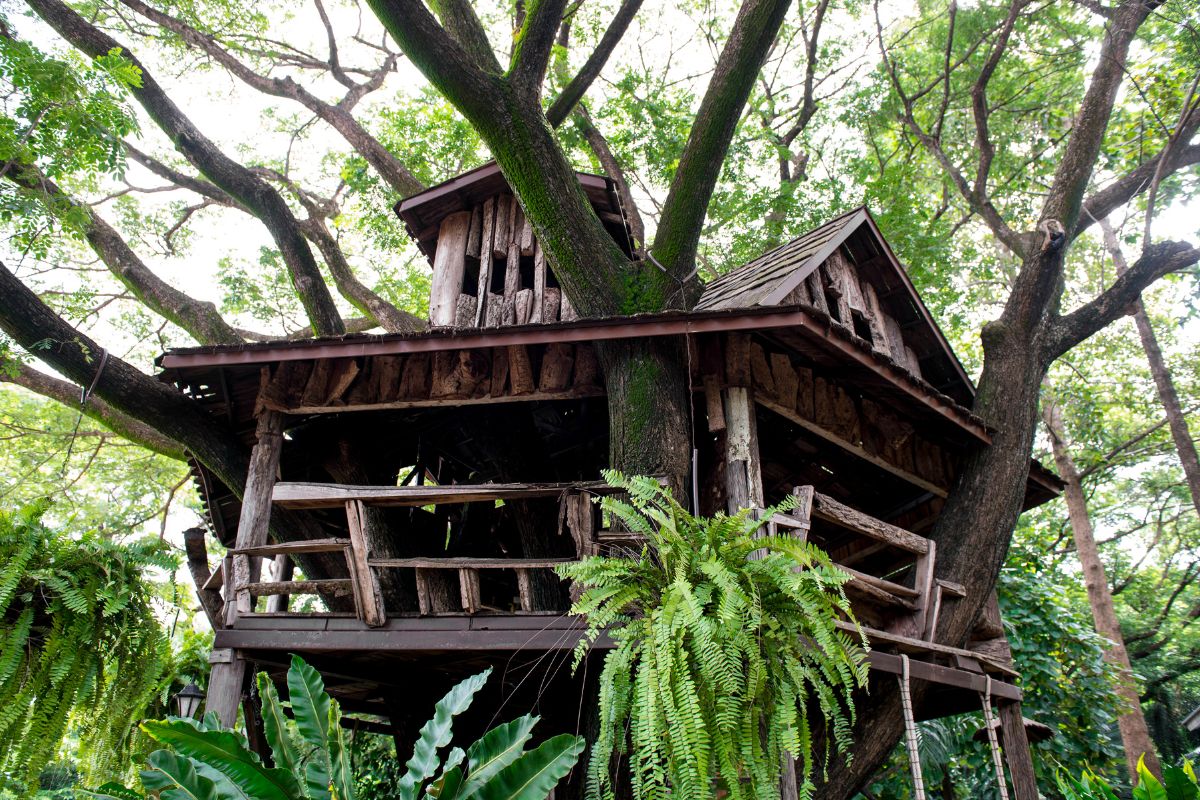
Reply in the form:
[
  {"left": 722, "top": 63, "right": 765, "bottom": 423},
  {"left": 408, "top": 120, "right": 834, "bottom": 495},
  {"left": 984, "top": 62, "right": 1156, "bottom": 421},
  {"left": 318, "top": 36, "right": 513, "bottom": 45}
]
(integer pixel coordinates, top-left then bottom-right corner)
[{"left": 696, "top": 207, "right": 976, "bottom": 407}]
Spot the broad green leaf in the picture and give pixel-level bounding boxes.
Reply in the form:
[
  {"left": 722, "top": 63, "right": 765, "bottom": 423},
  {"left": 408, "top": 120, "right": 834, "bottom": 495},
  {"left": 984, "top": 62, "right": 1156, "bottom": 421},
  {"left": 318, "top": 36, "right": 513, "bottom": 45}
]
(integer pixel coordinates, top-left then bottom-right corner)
[
  {"left": 287, "top": 653, "right": 332, "bottom": 800},
  {"left": 427, "top": 765, "right": 463, "bottom": 800},
  {"left": 1135, "top": 755, "right": 1169, "bottom": 800},
  {"left": 1163, "top": 766, "right": 1199, "bottom": 800},
  {"left": 140, "top": 750, "right": 221, "bottom": 800},
  {"left": 327, "top": 699, "right": 356, "bottom": 800},
  {"left": 89, "top": 782, "right": 146, "bottom": 800},
  {"left": 473, "top": 734, "right": 585, "bottom": 800},
  {"left": 398, "top": 668, "right": 493, "bottom": 800},
  {"left": 141, "top": 719, "right": 301, "bottom": 800},
  {"left": 305, "top": 761, "right": 332, "bottom": 800},
  {"left": 459, "top": 716, "right": 539, "bottom": 799},
  {"left": 256, "top": 672, "right": 299, "bottom": 778}
]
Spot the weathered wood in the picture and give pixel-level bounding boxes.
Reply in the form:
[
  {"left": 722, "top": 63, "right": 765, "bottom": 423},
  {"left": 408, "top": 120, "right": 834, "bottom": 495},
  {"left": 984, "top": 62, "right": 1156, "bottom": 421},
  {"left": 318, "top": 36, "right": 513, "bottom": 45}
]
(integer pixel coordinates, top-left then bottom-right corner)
[
  {"left": 346, "top": 500, "right": 386, "bottom": 626},
  {"left": 246, "top": 579, "right": 354, "bottom": 597},
  {"left": 455, "top": 294, "right": 478, "bottom": 327},
  {"left": 488, "top": 346, "right": 510, "bottom": 395},
  {"left": 519, "top": 212, "right": 535, "bottom": 256},
  {"left": 814, "top": 377, "right": 860, "bottom": 443},
  {"left": 231, "top": 409, "right": 284, "bottom": 624},
  {"left": 466, "top": 203, "right": 483, "bottom": 258},
  {"left": 755, "top": 394, "right": 948, "bottom": 499},
  {"left": 372, "top": 355, "right": 404, "bottom": 401},
  {"left": 515, "top": 288, "right": 534, "bottom": 325},
  {"left": 836, "top": 620, "right": 1019, "bottom": 677},
  {"left": 769, "top": 352, "right": 799, "bottom": 408},
  {"left": 290, "top": 386, "right": 605, "bottom": 415},
  {"left": 370, "top": 557, "right": 576, "bottom": 569},
  {"left": 507, "top": 345, "right": 535, "bottom": 394},
  {"left": 202, "top": 560, "right": 224, "bottom": 591},
  {"left": 820, "top": 263, "right": 851, "bottom": 323},
  {"left": 750, "top": 342, "right": 775, "bottom": 395},
  {"left": 723, "top": 387, "right": 764, "bottom": 549},
  {"left": 430, "top": 211, "right": 472, "bottom": 326},
  {"left": 999, "top": 700, "right": 1040, "bottom": 800},
  {"left": 882, "top": 312, "right": 910, "bottom": 367},
  {"left": 804, "top": 271, "right": 829, "bottom": 315},
  {"left": 810, "top": 491, "right": 930, "bottom": 554},
  {"left": 911, "top": 540, "right": 937, "bottom": 639},
  {"left": 414, "top": 568, "right": 459, "bottom": 614},
  {"left": 703, "top": 375, "right": 726, "bottom": 432},
  {"left": 204, "top": 649, "right": 243, "bottom": 726},
  {"left": 844, "top": 571, "right": 917, "bottom": 610},
  {"left": 300, "top": 358, "right": 334, "bottom": 408},
  {"left": 543, "top": 287, "right": 561, "bottom": 322},
  {"left": 860, "top": 281, "right": 892, "bottom": 355},
  {"left": 827, "top": 250, "right": 865, "bottom": 313},
  {"left": 230, "top": 538, "right": 352, "bottom": 557},
  {"left": 516, "top": 568, "right": 535, "bottom": 612},
  {"left": 274, "top": 479, "right": 613, "bottom": 509},
  {"left": 492, "top": 195, "right": 511, "bottom": 258},
  {"left": 503, "top": 239, "right": 520, "bottom": 323},
  {"left": 531, "top": 244, "right": 545, "bottom": 324},
  {"left": 322, "top": 359, "right": 360, "bottom": 406},
  {"left": 790, "top": 485, "right": 814, "bottom": 539},
  {"left": 432, "top": 349, "right": 489, "bottom": 399},
  {"left": 725, "top": 332, "right": 752, "bottom": 385},
  {"left": 539, "top": 342, "right": 574, "bottom": 391},
  {"left": 398, "top": 352, "right": 431, "bottom": 399},
  {"left": 474, "top": 197, "right": 496, "bottom": 327},
  {"left": 458, "top": 568, "right": 482, "bottom": 613}
]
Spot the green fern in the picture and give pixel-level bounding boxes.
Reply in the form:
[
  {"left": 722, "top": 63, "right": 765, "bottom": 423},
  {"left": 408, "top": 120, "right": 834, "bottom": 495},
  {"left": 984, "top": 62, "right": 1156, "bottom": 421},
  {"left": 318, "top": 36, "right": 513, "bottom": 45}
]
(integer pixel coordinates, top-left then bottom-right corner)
[
  {"left": 0, "top": 502, "right": 174, "bottom": 793},
  {"left": 557, "top": 470, "right": 869, "bottom": 800}
]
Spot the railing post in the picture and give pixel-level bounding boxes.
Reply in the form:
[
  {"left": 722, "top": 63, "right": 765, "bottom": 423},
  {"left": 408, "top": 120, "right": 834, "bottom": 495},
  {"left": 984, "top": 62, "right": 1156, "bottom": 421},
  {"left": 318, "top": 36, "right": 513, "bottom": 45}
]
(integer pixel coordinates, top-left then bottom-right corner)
[{"left": 344, "top": 499, "right": 386, "bottom": 626}]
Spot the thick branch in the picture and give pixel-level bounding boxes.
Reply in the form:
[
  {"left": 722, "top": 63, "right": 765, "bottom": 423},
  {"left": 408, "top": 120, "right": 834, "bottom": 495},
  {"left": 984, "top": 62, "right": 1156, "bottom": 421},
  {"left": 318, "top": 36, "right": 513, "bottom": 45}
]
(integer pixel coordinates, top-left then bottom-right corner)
[
  {"left": 429, "top": 0, "right": 502, "bottom": 74},
  {"left": 0, "top": 260, "right": 248, "bottom": 490},
  {"left": 545, "top": 0, "right": 642, "bottom": 126},
  {"left": 118, "top": 0, "right": 424, "bottom": 197},
  {"left": 7, "top": 165, "right": 244, "bottom": 346},
  {"left": 574, "top": 103, "right": 646, "bottom": 249},
  {"left": 1076, "top": 140, "right": 1200, "bottom": 241},
  {"left": 511, "top": 0, "right": 566, "bottom": 97},
  {"left": 27, "top": 0, "right": 345, "bottom": 336},
  {"left": 0, "top": 362, "right": 186, "bottom": 459},
  {"left": 1045, "top": 240, "right": 1200, "bottom": 361},
  {"left": 653, "top": 0, "right": 794, "bottom": 295}
]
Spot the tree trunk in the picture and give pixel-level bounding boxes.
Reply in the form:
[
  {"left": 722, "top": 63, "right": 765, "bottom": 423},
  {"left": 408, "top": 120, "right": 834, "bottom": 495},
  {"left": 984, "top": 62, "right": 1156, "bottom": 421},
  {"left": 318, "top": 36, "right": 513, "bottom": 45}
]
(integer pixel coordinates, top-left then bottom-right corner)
[{"left": 1043, "top": 397, "right": 1163, "bottom": 780}]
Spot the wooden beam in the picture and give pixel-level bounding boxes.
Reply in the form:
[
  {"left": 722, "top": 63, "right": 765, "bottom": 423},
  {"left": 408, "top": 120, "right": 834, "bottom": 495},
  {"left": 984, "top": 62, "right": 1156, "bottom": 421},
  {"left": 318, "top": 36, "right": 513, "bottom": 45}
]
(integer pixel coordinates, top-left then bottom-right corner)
[
  {"left": 290, "top": 385, "right": 605, "bottom": 415},
  {"left": 999, "top": 700, "right": 1040, "bottom": 800},
  {"left": 756, "top": 394, "right": 949, "bottom": 499},
  {"left": 370, "top": 557, "right": 575, "bottom": 569},
  {"left": 274, "top": 480, "right": 615, "bottom": 510},
  {"left": 246, "top": 579, "right": 354, "bottom": 597},
  {"left": 811, "top": 492, "right": 931, "bottom": 555},
  {"left": 346, "top": 500, "right": 386, "bottom": 627},
  {"left": 230, "top": 538, "right": 352, "bottom": 557}
]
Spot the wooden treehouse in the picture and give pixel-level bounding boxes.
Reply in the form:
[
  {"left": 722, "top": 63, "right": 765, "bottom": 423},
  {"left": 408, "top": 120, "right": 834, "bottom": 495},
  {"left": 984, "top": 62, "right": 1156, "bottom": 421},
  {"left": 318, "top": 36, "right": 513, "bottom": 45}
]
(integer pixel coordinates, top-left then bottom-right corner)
[{"left": 161, "top": 163, "right": 1062, "bottom": 798}]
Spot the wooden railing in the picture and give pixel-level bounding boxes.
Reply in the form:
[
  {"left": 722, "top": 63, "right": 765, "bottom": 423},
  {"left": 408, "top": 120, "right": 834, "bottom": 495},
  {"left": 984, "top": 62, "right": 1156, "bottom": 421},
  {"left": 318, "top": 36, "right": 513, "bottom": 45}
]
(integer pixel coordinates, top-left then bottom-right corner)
[{"left": 220, "top": 479, "right": 968, "bottom": 653}]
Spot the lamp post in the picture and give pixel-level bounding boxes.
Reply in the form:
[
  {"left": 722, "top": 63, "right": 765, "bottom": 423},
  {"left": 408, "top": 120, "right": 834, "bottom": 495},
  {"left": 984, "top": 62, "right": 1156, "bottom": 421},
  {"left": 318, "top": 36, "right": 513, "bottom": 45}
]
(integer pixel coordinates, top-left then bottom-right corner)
[{"left": 174, "top": 682, "right": 205, "bottom": 719}]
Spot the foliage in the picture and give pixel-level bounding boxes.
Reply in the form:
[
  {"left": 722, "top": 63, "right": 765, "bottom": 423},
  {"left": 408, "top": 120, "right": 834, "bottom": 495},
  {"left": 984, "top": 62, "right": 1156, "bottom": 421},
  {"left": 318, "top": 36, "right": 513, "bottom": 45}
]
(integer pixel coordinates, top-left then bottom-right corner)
[
  {"left": 1058, "top": 756, "right": 1199, "bottom": 800},
  {"left": 102, "top": 654, "right": 584, "bottom": 800},
  {"left": 558, "top": 471, "right": 869, "bottom": 800},
  {"left": 0, "top": 503, "right": 175, "bottom": 793}
]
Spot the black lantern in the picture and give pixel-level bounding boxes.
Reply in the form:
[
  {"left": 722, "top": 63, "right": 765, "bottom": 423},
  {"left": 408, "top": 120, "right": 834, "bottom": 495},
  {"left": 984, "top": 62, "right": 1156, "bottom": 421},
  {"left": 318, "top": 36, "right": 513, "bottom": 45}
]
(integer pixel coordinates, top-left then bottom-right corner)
[{"left": 174, "top": 682, "right": 204, "bottom": 719}]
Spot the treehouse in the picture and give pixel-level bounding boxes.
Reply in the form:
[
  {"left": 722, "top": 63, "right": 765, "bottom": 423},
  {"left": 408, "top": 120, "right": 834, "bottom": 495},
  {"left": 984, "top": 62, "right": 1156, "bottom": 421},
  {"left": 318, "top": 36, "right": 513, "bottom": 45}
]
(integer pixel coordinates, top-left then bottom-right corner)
[{"left": 160, "top": 162, "right": 1061, "bottom": 798}]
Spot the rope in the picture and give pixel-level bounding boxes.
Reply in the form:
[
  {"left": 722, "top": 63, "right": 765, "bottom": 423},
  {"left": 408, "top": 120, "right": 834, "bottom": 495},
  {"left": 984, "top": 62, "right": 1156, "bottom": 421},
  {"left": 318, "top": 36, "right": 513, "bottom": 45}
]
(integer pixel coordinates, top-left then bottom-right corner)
[
  {"left": 981, "top": 675, "right": 1012, "bottom": 800},
  {"left": 897, "top": 654, "right": 926, "bottom": 800}
]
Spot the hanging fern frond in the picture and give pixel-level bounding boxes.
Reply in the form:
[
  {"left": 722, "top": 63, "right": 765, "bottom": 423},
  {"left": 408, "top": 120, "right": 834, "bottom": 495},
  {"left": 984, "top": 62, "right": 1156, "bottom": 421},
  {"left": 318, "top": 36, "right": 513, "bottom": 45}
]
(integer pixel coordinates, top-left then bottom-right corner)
[
  {"left": 0, "top": 502, "right": 174, "bottom": 793},
  {"left": 557, "top": 470, "right": 870, "bottom": 800}
]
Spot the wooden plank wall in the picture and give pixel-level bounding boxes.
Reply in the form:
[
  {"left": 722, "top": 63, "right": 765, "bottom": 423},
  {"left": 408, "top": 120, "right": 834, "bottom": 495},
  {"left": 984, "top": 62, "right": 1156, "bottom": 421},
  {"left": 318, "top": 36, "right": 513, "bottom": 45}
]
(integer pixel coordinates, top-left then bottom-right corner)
[
  {"left": 257, "top": 342, "right": 603, "bottom": 414},
  {"left": 715, "top": 332, "right": 961, "bottom": 499},
  {"left": 428, "top": 193, "right": 575, "bottom": 328}
]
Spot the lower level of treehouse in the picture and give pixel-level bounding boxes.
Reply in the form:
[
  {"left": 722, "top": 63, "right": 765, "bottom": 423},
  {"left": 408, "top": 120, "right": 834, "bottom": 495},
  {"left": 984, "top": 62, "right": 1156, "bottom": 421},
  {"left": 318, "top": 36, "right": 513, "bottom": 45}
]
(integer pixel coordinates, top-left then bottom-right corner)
[{"left": 203, "top": 477, "right": 1027, "bottom": 727}]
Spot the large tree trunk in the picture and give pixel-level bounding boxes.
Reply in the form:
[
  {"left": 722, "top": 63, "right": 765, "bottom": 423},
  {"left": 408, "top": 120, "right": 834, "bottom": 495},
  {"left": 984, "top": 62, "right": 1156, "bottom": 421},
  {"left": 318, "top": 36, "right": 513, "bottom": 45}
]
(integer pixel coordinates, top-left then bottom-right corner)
[{"left": 1044, "top": 398, "right": 1163, "bottom": 780}]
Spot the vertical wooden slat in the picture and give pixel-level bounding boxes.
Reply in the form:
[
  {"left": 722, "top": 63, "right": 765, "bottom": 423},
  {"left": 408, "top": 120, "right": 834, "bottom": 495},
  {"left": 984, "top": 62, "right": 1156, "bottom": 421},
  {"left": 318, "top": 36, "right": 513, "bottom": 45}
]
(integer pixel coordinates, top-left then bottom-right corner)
[
  {"left": 265, "top": 555, "right": 293, "bottom": 614},
  {"left": 999, "top": 700, "right": 1040, "bottom": 800},
  {"left": 415, "top": 569, "right": 433, "bottom": 615},
  {"left": 230, "top": 410, "right": 284, "bottom": 624},
  {"left": 516, "top": 568, "right": 534, "bottom": 612},
  {"left": 790, "top": 485, "right": 814, "bottom": 542},
  {"left": 459, "top": 568, "right": 481, "bottom": 613},
  {"left": 345, "top": 499, "right": 386, "bottom": 626},
  {"left": 531, "top": 244, "right": 545, "bottom": 324},
  {"left": 429, "top": 211, "right": 472, "bottom": 326},
  {"left": 474, "top": 198, "right": 496, "bottom": 327},
  {"left": 910, "top": 539, "right": 936, "bottom": 639},
  {"left": 723, "top": 386, "right": 764, "bottom": 515}
]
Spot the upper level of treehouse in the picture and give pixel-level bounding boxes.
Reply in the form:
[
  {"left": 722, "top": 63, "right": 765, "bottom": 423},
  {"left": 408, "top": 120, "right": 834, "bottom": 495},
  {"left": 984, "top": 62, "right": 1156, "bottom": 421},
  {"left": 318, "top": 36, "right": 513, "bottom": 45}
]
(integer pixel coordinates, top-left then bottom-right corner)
[{"left": 159, "top": 164, "right": 1062, "bottom": 733}]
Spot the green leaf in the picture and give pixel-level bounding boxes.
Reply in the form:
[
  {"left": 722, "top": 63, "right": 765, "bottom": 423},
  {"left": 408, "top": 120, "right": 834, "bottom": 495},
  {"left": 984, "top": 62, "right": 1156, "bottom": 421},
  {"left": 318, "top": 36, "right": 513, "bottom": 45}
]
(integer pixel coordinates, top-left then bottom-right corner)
[
  {"left": 287, "top": 654, "right": 332, "bottom": 799},
  {"left": 398, "top": 668, "right": 493, "bottom": 800},
  {"left": 141, "top": 719, "right": 302, "bottom": 800},
  {"left": 1135, "top": 756, "right": 1169, "bottom": 800},
  {"left": 140, "top": 750, "right": 221, "bottom": 800},
  {"left": 473, "top": 734, "right": 585, "bottom": 800},
  {"left": 1163, "top": 766, "right": 1199, "bottom": 800},
  {"left": 88, "top": 782, "right": 146, "bottom": 800},
  {"left": 256, "top": 672, "right": 300, "bottom": 778},
  {"left": 459, "top": 716, "right": 539, "bottom": 799},
  {"left": 327, "top": 699, "right": 356, "bottom": 800}
]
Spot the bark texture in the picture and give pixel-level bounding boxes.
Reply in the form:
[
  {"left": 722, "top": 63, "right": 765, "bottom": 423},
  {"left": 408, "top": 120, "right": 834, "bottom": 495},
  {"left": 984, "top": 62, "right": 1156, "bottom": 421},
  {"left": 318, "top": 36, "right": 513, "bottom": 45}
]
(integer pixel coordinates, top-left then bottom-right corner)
[{"left": 1044, "top": 398, "right": 1163, "bottom": 779}]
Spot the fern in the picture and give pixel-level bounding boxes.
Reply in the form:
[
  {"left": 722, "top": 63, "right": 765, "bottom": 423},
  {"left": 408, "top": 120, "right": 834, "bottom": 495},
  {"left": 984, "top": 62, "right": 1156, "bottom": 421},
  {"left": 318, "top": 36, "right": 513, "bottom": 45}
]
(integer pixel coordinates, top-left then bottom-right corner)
[
  {"left": 0, "top": 503, "right": 173, "bottom": 794},
  {"left": 557, "top": 470, "right": 869, "bottom": 800}
]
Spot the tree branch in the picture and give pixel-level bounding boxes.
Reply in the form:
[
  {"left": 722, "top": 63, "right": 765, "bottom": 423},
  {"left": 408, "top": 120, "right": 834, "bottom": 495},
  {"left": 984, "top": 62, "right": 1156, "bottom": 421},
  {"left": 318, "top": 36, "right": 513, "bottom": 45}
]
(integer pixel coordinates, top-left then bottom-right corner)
[
  {"left": 0, "top": 260, "right": 249, "bottom": 490},
  {"left": 27, "top": 0, "right": 345, "bottom": 336},
  {"left": 545, "top": 0, "right": 642, "bottom": 126},
  {"left": 0, "top": 362, "right": 186, "bottom": 459},
  {"left": 428, "top": 0, "right": 503, "bottom": 74},
  {"left": 6, "top": 164, "right": 244, "bottom": 346},
  {"left": 511, "top": 0, "right": 567, "bottom": 97},
  {"left": 652, "top": 0, "right": 794, "bottom": 296},
  {"left": 117, "top": 0, "right": 423, "bottom": 197},
  {"left": 1044, "top": 240, "right": 1200, "bottom": 362}
]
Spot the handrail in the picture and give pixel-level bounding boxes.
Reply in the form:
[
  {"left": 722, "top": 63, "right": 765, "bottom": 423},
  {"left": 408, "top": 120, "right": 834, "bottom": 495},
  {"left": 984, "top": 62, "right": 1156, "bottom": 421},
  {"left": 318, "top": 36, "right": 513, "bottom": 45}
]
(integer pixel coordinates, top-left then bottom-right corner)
[{"left": 273, "top": 480, "right": 616, "bottom": 509}]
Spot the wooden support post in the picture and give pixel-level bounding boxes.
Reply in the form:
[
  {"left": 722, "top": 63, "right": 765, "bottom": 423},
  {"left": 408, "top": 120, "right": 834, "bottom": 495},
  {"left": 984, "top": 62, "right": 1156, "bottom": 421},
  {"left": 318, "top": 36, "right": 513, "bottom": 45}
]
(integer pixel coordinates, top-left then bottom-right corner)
[
  {"left": 265, "top": 555, "right": 293, "bottom": 614},
  {"left": 790, "top": 485, "right": 814, "bottom": 541},
  {"left": 345, "top": 499, "right": 387, "bottom": 626},
  {"left": 207, "top": 409, "right": 283, "bottom": 728},
  {"left": 204, "top": 647, "right": 242, "bottom": 727},
  {"left": 722, "top": 386, "right": 764, "bottom": 514},
  {"left": 999, "top": 700, "right": 1040, "bottom": 800},
  {"left": 780, "top": 756, "right": 799, "bottom": 800},
  {"left": 459, "top": 568, "right": 481, "bottom": 613}
]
